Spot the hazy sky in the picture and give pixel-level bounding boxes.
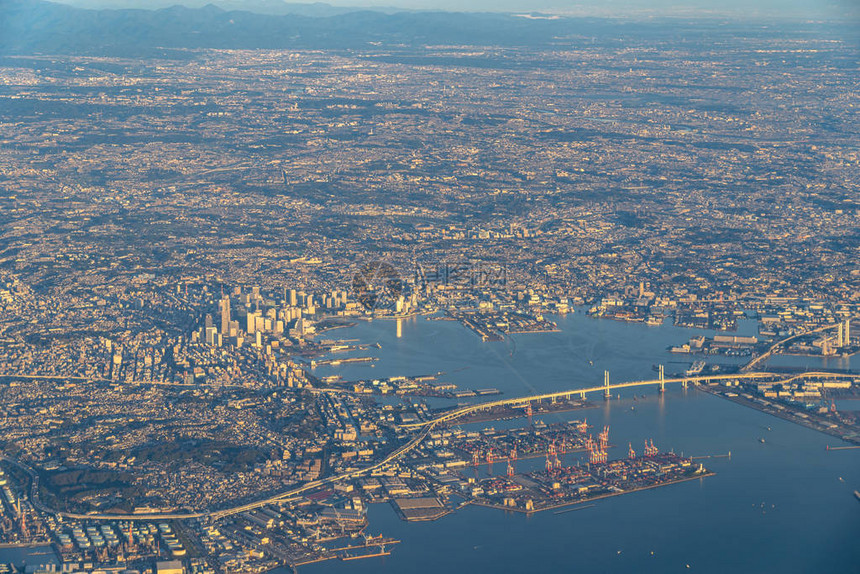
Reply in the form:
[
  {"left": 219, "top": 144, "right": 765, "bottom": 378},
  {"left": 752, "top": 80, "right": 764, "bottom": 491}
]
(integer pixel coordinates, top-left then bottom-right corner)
[
  {"left": 322, "top": 0, "right": 851, "bottom": 17},
  {"left": 53, "top": 0, "right": 857, "bottom": 18}
]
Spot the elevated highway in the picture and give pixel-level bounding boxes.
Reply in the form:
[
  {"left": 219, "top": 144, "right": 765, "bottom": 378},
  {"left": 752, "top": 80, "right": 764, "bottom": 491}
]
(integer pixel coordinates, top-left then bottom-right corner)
[
  {"left": 398, "top": 370, "right": 857, "bottom": 430},
  {"left": 741, "top": 322, "right": 842, "bottom": 372},
  {"left": 6, "top": 370, "right": 853, "bottom": 522},
  {"left": 47, "top": 420, "right": 440, "bottom": 522}
]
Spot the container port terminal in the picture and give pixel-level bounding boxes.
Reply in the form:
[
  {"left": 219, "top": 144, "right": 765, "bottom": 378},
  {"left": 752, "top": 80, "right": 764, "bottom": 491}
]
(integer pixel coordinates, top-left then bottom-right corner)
[
  {"left": 471, "top": 451, "right": 713, "bottom": 515},
  {"left": 0, "top": 6, "right": 859, "bottom": 571},
  {"left": 2, "top": 366, "right": 857, "bottom": 573}
]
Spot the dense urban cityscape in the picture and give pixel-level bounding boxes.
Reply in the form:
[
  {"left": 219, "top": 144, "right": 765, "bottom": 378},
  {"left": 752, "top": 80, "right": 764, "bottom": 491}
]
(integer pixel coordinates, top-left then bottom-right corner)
[{"left": 0, "top": 1, "right": 858, "bottom": 573}]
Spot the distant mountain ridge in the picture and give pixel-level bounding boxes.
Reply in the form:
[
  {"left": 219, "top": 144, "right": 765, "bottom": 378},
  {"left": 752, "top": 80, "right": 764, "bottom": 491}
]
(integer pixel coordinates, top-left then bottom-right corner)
[
  {"left": 0, "top": 0, "right": 567, "bottom": 55},
  {"left": 0, "top": 0, "right": 854, "bottom": 56},
  {"left": 54, "top": 0, "right": 399, "bottom": 17}
]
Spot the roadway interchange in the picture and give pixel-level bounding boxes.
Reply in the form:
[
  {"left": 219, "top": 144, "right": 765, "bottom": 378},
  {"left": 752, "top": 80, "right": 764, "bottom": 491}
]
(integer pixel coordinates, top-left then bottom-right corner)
[
  {"left": 9, "top": 370, "right": 851, "bottom": 523},
  {"left": 741, "top": 322, "right": 842, "bottom": 372}
]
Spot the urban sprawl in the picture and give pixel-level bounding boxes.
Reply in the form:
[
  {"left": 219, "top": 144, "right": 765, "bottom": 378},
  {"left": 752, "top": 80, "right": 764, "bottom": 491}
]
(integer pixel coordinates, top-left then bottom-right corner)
[{"left": 0, "top": 19, "right": 858, "bottom": 574}]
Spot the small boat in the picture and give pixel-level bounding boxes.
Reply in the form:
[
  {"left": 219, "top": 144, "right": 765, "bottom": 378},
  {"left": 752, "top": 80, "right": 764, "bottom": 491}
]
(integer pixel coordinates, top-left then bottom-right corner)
[
  {"left": 854, "top": 490, "right": 860, "bottom": 502},
  {"left": 759, "top": 438, "right": 766, "bottom": 444}
]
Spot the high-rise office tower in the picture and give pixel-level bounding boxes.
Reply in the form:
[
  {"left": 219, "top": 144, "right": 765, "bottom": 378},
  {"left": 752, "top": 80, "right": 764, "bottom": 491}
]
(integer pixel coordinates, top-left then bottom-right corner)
[{"left": 220, "top": 296, "right": 231, "bottom": 335}]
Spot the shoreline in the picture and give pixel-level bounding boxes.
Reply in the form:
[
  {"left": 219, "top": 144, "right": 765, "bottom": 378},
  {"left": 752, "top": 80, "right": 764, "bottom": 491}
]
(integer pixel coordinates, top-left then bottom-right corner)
[
  {"left": 439, "top": 401, "right": 597, "bottom": 425},
  {"left": 472, "top": 471, "right": 716, "bottom": 515},
  {"left": 697, "top": 385, "right": 860, "bottom": 445}
]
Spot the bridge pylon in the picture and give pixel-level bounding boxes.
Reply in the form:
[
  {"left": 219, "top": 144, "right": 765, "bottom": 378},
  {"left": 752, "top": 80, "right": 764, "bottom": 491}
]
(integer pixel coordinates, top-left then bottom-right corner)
[{"left": 603, "top": 370, "right": 610, "bottom": 400}]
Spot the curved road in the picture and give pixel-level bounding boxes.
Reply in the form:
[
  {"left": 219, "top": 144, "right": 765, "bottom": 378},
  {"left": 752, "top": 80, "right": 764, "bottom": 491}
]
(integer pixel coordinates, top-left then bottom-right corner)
[
  {"left": 398, "top": 370, "right": 856, "bottom": 429},
  {"left": 2, "top": 370, "right": 854, "bottom": 522},
  {"left": 32, "top": 422, "right": 439, "bottom": 522},
  {"left": 741, "top": 322, "right": 843, "bottom": 372}
]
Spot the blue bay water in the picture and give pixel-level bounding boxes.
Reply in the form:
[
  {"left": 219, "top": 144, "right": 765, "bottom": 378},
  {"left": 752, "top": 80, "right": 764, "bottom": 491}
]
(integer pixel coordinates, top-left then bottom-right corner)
[
  {"left": 0, "top": 546, "right": 58, "bottom": 569},
  {"left": 4, "top": 314, "right": 855, "bottom": 572},
  {"left": 298, "top": 312, "right": 860, "bottom": 574}
]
